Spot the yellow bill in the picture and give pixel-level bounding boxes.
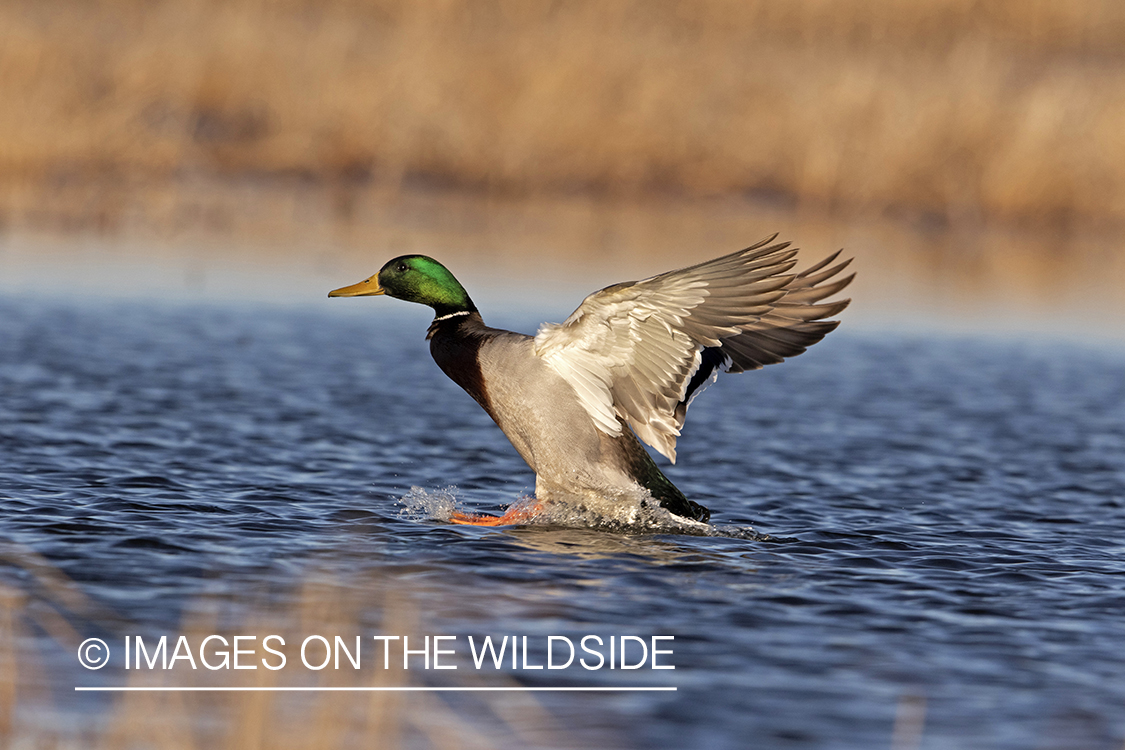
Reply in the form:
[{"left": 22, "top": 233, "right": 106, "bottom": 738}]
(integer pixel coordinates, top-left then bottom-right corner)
[{"left": 328, "top": 275, "right": 385, "bottom": 297}]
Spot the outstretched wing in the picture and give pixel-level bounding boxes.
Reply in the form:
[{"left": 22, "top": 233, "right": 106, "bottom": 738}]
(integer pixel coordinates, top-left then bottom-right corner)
[{"left": 532, "top": 235, "right": 853, "bottom": 462}]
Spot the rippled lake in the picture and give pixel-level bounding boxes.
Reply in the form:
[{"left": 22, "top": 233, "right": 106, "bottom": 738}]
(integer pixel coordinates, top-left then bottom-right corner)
[{"left": 2, "top": 290, "right": 1124, "bottom": 749}]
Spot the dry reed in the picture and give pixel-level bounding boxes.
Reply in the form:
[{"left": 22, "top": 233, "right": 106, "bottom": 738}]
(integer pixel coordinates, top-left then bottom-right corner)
[
  {"left": 1, "top": 0, "right": 1124, "bottom": 233},
  {"left": 0, "top": 547, "right": 583, "bottom": 749}
]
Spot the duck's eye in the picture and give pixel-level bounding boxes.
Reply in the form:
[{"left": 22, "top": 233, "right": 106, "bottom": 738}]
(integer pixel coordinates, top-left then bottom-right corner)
[{"left": 397, "top": 263, "right": 408, "bottom": 272}]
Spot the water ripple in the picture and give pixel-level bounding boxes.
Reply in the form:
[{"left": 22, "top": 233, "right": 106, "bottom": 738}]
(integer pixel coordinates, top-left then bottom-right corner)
[{"left": 1, "top": 295, "right": 1124, "bottom": 748}]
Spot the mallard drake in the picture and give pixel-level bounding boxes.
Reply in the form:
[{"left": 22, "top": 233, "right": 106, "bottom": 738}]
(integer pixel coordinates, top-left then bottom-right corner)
[{"left": 329, "top": 236, "right": 853, "bottom": 526}]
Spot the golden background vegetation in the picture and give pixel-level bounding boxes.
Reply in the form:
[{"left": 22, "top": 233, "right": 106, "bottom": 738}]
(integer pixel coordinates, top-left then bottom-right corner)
[
  {"left": 0, "top": 0, "right": 1122, "bottom": 326},
  {"left": 5, "top": 0, "right": 1125, "bottom": 219}
]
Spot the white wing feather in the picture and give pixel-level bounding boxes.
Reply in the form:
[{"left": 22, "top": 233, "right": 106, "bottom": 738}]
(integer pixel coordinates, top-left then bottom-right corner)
[{"left": 533, "top": 236, "right": 853, "bottom": 462}]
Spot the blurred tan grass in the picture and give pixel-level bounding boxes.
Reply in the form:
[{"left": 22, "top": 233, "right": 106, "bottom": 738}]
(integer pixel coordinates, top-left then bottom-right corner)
[
  {"left": 2, "top": 0, "right": 1125, "bottom": 231},
  {"left": 0, "top": 548, "right": 580, "bottom": 749}
]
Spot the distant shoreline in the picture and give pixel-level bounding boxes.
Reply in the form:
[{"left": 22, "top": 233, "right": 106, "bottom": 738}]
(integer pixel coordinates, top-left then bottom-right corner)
[{"left": 2, "top": 176, "right": 1122, "bottom": 343}]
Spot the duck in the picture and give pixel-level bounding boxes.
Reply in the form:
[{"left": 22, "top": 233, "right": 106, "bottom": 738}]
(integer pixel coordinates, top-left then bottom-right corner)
[{"left": 329, "top": 235, "right": 853, "bottom": 526}]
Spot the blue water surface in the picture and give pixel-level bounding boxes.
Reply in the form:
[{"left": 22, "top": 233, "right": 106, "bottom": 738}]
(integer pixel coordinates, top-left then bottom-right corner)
[{"left": 1, "top": 292, "right": 1124, "bottom": 749}]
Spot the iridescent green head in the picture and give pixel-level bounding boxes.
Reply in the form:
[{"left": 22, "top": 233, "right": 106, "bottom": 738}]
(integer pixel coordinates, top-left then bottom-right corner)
[{"left": 328, "top": 255, "right": 476, "bottom": 317}]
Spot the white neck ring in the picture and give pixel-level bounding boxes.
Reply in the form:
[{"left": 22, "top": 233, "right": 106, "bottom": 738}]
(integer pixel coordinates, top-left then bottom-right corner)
[{"left": 433, "top": 311, "right": 472, "bottom": 323}]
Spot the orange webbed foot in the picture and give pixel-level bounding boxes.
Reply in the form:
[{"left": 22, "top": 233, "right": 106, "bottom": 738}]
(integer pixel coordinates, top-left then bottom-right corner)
[{"left": 449, "top": 501, "right": 542, "bottom": 526}]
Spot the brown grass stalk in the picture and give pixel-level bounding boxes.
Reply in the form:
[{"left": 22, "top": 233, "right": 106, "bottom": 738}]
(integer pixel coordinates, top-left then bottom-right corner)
[{"left": 1, "top": 0, "right": 1124, "bottom": 231}]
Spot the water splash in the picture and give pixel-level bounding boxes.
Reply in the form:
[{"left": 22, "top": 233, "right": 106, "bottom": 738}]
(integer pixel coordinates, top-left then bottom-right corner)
[
  {"left": 397, "top": 485, "right": 766, "bottom": 539},
  {"left": 397, "top": 485, "right": 461, "bottom": 522}
]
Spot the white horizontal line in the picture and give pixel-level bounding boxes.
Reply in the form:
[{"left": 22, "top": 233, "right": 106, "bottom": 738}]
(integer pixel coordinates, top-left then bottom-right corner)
[{"left": 75, "top": 686, "right": 675, "bottom": 692}]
